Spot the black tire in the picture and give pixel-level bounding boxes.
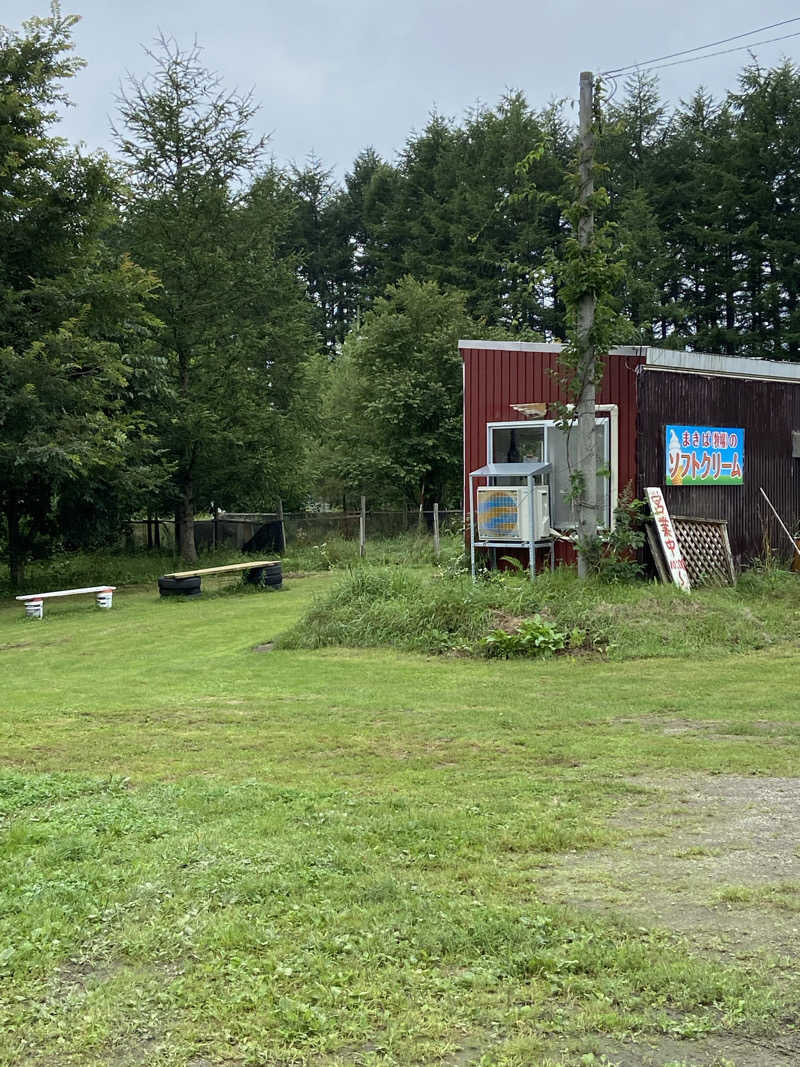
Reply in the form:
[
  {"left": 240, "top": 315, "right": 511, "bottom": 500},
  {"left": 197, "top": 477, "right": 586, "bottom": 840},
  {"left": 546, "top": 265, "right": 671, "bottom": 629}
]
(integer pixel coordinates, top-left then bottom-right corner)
[
  {"left": 264, "top": 562, "right": 282, "bottom": 589},
  {"left": 158, "top": 575, "right": 202, "bottom": 597},
  {"left": 245, "top": 562, "right": 282, "bottom": 589}
]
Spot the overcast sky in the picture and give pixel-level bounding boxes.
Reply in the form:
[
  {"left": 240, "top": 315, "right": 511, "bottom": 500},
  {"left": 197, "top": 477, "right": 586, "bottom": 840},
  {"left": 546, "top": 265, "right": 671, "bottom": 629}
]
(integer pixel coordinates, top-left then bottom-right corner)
[{"left": 5, "top": 1, "right": 800, "bottom": 179}]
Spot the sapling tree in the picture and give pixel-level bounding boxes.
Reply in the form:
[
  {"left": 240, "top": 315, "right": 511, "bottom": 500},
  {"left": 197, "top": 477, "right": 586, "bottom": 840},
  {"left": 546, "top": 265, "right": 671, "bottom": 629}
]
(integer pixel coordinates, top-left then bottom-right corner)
[{"left": 516, "top": 76, "right": 630, "bottom": 574}]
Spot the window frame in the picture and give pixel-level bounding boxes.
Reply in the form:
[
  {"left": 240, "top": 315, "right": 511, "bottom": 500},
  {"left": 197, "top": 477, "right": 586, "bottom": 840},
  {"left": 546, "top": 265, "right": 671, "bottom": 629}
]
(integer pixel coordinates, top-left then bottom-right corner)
[{"left": 486, "top": 418, "right": 612, "bottom": 529}]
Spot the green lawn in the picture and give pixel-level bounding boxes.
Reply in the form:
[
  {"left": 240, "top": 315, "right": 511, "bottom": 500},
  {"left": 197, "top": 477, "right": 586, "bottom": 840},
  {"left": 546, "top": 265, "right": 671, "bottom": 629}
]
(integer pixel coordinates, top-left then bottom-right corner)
[{"left": 1, "top": 574, "right": 798, "bottom": 1066}]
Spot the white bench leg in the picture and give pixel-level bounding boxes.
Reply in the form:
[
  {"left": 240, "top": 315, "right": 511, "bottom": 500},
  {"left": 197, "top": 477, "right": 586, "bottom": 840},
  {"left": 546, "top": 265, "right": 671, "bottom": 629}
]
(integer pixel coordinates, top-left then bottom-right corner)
[
  {"left": 96, "top": 591, "right": 113, "bottom": 609},
  {"left": 25, "top": 600, "right": 44, "bottom": 619}
]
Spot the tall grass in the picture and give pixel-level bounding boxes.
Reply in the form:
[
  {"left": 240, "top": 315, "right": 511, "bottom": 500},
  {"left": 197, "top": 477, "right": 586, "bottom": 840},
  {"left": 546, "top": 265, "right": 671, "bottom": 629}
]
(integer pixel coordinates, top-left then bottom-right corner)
[
  {"left": 284, "top": 531, "right": 463, "bottom": 572},
  {"left": 0, "top": 532, "right": 464, "bottom": 596},
  {"left": 0, "top": 547, "right": 185, "bottom": 596},
  {"left": 279, "top": 563, "right": 800, "bottom": 660},
  {"left": 7, "top": 535, "right": 800, "bottom": 663}
]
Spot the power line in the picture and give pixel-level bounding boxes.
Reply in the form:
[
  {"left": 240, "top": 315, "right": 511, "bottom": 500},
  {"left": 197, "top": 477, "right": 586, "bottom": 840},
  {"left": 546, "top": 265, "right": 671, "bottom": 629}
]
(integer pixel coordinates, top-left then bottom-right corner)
[
  {"left": 644, "top": 29, "right": 800, "bottom": 73},
  {"left": 601, "top": 16, "right": 800, "bottom": 76}
]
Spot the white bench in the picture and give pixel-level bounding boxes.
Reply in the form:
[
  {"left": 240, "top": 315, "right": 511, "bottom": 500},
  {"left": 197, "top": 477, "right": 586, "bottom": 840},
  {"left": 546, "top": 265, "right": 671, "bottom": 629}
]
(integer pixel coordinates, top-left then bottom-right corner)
[{"left": 16, "top": 586, "right": 116, "bottom": 619}]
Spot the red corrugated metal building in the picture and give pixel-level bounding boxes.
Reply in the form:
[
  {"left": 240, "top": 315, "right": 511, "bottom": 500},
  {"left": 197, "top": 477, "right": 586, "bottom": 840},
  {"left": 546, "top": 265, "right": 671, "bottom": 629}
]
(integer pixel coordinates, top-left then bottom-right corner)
[{"left": 461, "top": 340, "right": 800, "bottom": 567}]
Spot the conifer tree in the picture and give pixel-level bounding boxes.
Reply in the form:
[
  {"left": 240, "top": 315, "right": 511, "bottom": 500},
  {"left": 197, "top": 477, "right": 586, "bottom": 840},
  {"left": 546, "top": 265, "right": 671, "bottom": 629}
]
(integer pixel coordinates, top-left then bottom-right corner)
[
  {"left": 0, "top": 7, "right": 160, "bottom": 584},
  {"left": 115, "top": 37, "right": 312, "bottom": 559}
]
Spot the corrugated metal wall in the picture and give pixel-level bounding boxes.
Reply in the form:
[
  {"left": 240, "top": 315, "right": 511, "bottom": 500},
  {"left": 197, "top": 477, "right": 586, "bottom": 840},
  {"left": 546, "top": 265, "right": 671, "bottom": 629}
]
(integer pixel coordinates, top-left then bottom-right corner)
[
  {"left": 637, "top": 367, "right": 800, "bottom": 563},
  {"left": 461, "top": 345, "right": 643, "bottom": 563}
]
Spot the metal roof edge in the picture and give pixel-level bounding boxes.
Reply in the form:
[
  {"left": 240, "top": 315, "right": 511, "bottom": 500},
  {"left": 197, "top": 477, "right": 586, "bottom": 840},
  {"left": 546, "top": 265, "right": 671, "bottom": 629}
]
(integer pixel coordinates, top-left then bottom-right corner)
[
  {"left": 458, "top": 339, "right": 639, "bottom": 355},
  {"left": 457, "top": 339, "right": 800, "bottom": 381},
  {"left": 644, "top": 347, "right": 800, "bottom": 382},
  {"left": 458, "top": 340, "right": 564, "bottom": 352}
]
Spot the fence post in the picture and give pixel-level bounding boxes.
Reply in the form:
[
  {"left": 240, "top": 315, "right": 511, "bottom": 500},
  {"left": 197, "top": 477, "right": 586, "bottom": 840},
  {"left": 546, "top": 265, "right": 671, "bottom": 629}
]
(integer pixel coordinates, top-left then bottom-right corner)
[
  {"left": 277, "top": 498, "right": 286, "bottom": 554},
  {"left": 154, "top": 515, "right": 161, "bottom": 550},
  {"left": 147, "top": 513, "right": 153, "bottom": 550},
  {"left": 433, "top": 503, "right": 440, "bottom": 561},
  {"left": 212, "top": 505, "right": 218, "bottom": 551},
  {"left": 360, "top": 495, "right": 366, "bottom": 558}
]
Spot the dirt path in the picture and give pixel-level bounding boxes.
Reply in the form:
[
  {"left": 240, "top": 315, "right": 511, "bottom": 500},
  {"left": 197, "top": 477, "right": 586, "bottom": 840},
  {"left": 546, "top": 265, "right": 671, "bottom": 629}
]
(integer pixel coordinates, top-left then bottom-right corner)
[{"left": 537, "top": 774, "right": 800, "bottom": 1067}]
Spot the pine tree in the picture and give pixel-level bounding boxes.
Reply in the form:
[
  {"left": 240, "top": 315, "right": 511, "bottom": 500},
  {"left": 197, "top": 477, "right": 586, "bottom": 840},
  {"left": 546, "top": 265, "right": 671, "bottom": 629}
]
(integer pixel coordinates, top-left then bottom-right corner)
[
  {"left": 0, "top": 8, "right": 160, "bottom": 584},
  {"left": 731, "top": 61, "right": 800, "bottom": 359},
  {"left": 115, "top": 37, "right": 312, "bottom": 559}
]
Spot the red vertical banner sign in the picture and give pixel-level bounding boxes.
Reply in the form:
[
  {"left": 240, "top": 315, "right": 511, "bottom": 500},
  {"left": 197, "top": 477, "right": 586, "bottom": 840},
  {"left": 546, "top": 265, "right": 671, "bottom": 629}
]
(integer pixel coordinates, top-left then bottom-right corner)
[{"left": 645, "top": 486, "right": 691, "bottom": 592}]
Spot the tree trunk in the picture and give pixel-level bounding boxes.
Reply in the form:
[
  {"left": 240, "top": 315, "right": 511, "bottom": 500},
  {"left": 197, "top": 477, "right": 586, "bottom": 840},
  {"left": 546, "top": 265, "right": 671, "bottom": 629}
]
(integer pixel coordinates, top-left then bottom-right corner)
[
  {"left": 175, "top": 354, "right": 198, "bottom": 563},
  {"left": 575, "top": 372, "right": 597, "bottom": 578},
  {"left": 576, "top": 71, "right": 597, "bottom": 578},
  {"left": 787, "top": 282, "right": 798, "bottom": 361},
  {"left": 6, "top": 499, "right": 26, "bottom": 588},
  {"left": 178, "top": 476, "right": 198, "bottom": 562}
]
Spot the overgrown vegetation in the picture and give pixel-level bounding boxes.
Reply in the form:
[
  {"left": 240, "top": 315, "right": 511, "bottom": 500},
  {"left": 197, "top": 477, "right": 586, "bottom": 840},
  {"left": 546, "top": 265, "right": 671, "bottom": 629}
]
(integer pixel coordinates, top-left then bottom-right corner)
[
  {"left": 580, "top": 491, "right": 647, "bottom": 582},
  {"left": 280, "top": 562, "right": 800, "bottom": 660},
  {"left": 4, "top": 8, "right": 800, "bottom": 1061},
  {"left": 10, "top": 536, "right": 798, "bottom": 664},
  {"left": 0, "top": 533, "right": 465, "bottom": 597}
]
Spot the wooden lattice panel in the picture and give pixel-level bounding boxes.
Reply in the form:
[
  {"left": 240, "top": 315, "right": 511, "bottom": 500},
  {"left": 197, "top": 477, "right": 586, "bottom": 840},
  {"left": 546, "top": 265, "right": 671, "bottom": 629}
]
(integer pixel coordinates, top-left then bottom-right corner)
[{"left": 672, "top": 515, "right": 736, "bottom": 586}]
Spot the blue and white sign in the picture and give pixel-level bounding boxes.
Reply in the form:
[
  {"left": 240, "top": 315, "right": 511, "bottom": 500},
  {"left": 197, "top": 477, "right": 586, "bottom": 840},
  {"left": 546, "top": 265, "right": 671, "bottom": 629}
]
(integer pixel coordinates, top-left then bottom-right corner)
[{"left": 666, "top": 425, "right": 745, "bottom": 486}]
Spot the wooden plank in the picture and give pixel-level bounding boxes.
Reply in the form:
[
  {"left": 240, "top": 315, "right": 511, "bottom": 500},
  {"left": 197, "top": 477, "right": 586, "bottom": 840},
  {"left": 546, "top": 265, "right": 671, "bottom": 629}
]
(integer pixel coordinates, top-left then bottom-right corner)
[
  {"left": 16, "top": 586, "right": 116, "bottom": 601},
  {"left": 645, "top": 524, "right": 670, "bottom": 585},
  {"left": 163, "top": 561, "right": 278, "bottom": 579}
]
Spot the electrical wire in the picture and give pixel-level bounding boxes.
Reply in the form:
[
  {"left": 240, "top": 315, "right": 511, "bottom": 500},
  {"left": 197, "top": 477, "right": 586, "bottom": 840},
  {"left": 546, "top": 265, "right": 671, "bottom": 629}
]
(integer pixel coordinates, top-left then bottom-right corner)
[
  {"left": 603, "top": 76, "right": 620, "bottom": 104},
  {"left": 643, "top": 29, "right": 800, "bottom": 73},
  {"left": 600, "top": 15, "right": 800, "bottom": 76}
]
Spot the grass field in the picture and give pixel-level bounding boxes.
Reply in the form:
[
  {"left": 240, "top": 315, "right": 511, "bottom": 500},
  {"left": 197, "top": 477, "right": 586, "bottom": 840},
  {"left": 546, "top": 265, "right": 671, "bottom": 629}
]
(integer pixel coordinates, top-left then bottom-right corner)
[{"left": 1, "top": 568, "right": 799, "bottom": 1066}]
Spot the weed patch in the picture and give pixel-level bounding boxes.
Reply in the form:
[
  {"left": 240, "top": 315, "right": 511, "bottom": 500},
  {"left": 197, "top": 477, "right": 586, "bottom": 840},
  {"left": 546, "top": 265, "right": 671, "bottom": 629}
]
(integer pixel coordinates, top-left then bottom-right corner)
[{"left": 280, "top": 564, "right": 800, "bottom": 660}]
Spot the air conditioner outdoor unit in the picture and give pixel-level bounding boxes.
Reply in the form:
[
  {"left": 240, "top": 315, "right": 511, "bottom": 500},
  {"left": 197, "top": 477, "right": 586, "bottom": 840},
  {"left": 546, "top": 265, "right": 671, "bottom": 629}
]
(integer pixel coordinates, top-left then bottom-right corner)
[{"left": 476, "top": 486, "right": 550, "bottom": 542}]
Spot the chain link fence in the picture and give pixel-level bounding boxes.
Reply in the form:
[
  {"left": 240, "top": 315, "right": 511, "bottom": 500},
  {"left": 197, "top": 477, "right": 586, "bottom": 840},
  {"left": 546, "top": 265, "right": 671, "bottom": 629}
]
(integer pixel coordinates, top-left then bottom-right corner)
[{"left": 128, "top": 509, "right": 464, "bottom": 553}]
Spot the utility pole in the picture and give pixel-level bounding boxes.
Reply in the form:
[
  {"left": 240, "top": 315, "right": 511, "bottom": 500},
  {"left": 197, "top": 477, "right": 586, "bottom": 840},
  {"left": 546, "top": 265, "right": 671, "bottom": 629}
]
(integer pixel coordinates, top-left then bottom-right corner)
[{"left": 576, "top": 70, "right": 598, "bottom": 577}]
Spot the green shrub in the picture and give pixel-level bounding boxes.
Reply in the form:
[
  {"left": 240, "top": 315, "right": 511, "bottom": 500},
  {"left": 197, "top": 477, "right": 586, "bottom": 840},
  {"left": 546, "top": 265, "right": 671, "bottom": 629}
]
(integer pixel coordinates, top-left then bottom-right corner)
[
  {"left": 483, "top": 616, "right": 587, "bottom": 658},
  {"left": 579, "top": 490, "right": 647, "bottom": 583}
]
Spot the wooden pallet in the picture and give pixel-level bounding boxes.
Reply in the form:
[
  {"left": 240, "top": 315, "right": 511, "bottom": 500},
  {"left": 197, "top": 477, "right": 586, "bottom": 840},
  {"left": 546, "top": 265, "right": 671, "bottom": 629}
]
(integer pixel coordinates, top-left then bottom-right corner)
[{"left": 648, "top": 516, "right": 735, "bottom": 586}]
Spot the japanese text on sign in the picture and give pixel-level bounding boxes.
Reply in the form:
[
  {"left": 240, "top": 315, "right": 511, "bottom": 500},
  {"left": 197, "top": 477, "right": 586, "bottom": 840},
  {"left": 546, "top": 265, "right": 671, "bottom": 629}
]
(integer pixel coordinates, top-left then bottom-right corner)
[
  {"left": 645, "top": 486, "right": 691, "bottom": 592},
  {"left": 666, "top": 424, "right": 744, "bottom": 486}
]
